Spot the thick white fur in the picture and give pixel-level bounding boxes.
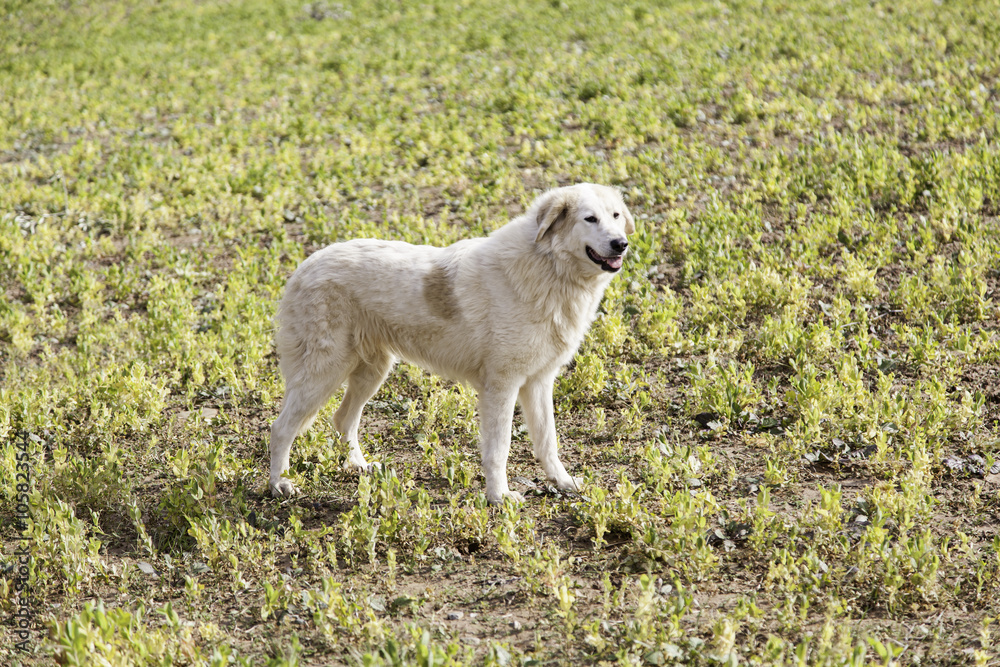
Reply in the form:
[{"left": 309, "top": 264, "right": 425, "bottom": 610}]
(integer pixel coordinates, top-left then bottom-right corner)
[{"left": 268, "top": 183, "right": 635, "bottom": 504}]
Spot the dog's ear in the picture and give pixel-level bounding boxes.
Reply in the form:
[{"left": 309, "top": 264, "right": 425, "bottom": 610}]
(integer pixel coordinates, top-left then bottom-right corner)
[
  {"left": 622, "top": 205, "right": 636, "bottom": 235},
  {"left": 534, "top": 189, "right": 570, "bottom": 242}
]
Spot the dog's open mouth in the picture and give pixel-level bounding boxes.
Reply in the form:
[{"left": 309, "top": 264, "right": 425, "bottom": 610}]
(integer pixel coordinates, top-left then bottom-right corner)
[{"left": 586, "top": 246, "right": 624, "bottom": 272}]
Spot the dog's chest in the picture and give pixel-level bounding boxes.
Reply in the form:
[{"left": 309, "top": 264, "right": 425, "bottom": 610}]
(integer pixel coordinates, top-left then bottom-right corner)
[{"left": 525, "top": 290, "right": 601, "bottom": 366}]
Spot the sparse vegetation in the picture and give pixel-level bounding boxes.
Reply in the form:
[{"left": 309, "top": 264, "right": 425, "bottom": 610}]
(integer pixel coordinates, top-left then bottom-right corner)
[{"left": 2, "top": 0, "right": 1000, "bottom": 664}]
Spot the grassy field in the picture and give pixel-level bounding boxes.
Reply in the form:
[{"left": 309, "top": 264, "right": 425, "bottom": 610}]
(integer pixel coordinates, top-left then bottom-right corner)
[{"left": 2, "top": 0, "right": 1000, "bottom": 664}]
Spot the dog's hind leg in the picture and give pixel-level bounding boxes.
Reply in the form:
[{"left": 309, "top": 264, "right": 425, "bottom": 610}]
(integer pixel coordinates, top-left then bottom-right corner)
[
  {"left": 269, "top": 347, "right": 351, "bottom": 497},
  {"left": 519, "top": 372, "right": 582, "bottom": 494},
  {"left": 333, "top": 351, "right": 394, "bottom": 472}
]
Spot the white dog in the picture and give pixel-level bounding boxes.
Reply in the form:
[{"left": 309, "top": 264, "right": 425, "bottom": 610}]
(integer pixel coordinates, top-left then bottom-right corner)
[{"left": 268, "top": 183, "right": 634, "bottom": 504}]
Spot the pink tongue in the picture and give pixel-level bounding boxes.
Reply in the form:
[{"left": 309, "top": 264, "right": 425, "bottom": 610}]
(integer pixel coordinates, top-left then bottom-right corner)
[{"left": 606, "top": 256, "right": 623, "bottom": 269}]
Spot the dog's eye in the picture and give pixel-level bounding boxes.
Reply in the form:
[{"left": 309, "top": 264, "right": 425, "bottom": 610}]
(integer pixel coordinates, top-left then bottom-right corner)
[
  {"left": 613, "top": 212, "right": 620, "bottom": 219},
  {"left": 584, "top": 215, "right": 598, "bottom": 223}
]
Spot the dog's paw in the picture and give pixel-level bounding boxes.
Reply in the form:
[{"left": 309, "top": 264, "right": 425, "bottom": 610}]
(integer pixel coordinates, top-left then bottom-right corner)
[
  {"left": 343, "top": 458, "right": 382, "bottom": 474},
  {"left": 550, "top": 475, "right": 584, "bottom": 494},
  {"left": 269, "top": 477, "right": 298, "bottom": 498},
  {"left": 487, "top": 489, "right": 525, "bottom": 505}
]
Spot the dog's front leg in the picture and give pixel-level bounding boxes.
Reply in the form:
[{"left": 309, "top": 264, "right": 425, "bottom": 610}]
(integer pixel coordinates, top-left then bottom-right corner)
[
  {"left": 478, "top": 386, "right": 521, "bottom": 504},
  {"left": 519, "top": 374, "right": 583, "bottom": 494}
]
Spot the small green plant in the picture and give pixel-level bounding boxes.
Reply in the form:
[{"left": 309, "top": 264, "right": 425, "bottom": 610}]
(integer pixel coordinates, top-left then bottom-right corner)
[{"left": 687, "top": 359, "right": 762, "bottom": 427}]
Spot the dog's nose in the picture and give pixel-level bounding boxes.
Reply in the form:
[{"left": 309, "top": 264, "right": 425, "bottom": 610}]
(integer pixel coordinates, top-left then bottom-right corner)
[{"left": 610, "top": 238, "right": 628, "bottom": 254}]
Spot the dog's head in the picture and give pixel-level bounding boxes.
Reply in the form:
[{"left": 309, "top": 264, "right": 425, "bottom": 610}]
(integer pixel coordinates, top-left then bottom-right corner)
[{"left": 533, "top": 184, "right": 635, "bottom": 275}]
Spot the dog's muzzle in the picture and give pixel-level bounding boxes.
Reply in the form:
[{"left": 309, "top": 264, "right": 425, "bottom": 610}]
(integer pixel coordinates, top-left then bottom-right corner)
[{"left": 586, "top": 246, "right": 625, "bottom": 272}]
